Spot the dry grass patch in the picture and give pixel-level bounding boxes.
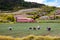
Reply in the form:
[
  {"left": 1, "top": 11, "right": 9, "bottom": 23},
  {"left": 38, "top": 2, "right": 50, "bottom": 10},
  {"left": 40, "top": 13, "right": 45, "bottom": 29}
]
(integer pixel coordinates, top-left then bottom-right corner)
[{"left": 0, "top": 35, "right": 60, "bottom": 40}]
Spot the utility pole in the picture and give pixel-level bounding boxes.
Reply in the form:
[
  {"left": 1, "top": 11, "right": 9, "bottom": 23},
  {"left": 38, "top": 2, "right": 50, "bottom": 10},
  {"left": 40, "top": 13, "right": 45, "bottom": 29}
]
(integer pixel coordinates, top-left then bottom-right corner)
[
  {"left": 54, "top": 10, "right": 56, "bottom": 20},
  {"left": 54, "top": 13, "right": 56, "bottom": 20}
]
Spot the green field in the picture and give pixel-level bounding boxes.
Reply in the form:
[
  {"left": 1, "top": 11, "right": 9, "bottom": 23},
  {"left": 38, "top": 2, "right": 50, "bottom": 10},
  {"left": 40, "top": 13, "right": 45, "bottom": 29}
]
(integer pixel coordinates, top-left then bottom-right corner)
[{"left": 0, "top": 23, "right": 60, "bottom": 37}]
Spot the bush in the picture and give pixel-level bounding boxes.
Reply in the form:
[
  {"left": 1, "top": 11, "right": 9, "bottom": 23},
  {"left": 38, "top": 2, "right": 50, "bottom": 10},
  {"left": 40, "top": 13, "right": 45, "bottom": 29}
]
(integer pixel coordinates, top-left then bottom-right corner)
[
  {"left": 0, "top": 14, "right": 15, "bottom": 23},
  {"left": 26, "top": 12, "right": 37, "bottom": 15},
  {"left": 7, "top": 15, "right": 15, "bottom": 22},
  {"left": 56, "top": 16, "right": 60, "bottom": 19}
]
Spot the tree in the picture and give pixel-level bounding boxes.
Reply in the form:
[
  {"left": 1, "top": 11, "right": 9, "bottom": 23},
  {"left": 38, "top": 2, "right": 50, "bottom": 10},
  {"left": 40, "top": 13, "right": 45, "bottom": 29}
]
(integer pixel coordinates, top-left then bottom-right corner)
[
  {"left": 0, "top": 0, "right": 45, "bottom": 11},
  {"left": 0, "top": 0, "right": 24, "bottom": 11}
]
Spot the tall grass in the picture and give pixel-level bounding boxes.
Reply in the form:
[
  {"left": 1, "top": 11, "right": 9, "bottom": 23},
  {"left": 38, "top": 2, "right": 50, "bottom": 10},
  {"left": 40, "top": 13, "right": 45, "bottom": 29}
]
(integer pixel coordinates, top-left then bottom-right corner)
[{"left": 0, "top": 35, "right": 60, "bottom": 40}]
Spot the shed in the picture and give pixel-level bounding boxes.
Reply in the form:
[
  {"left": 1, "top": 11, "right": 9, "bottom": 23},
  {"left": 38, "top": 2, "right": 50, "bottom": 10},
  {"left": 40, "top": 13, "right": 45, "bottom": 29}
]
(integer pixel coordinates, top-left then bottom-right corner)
[
  {"left": 55, "top": 9, "right": 60, "bottom": 15},
  {"left": 16, "top": 17, "right": 35, "bottom": 23}
]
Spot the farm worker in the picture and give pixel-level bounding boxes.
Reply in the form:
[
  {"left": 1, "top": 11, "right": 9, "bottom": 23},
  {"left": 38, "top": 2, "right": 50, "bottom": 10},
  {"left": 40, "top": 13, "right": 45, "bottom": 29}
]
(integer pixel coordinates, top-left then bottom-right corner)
[
  {"left": 33, "top": 27, "right": 36, "bottom": 30},
  {"left": 47, "top": 27, "right": 51, "bottom": 31},
  {"left": 8, "top": 27, "right": 12, "bottom": 30},
  {"left": 37, "top": 26, "right": 40, "bottom": 30},
  {"left": 29, "top": 27, "right": 32, "bottom": 30}
]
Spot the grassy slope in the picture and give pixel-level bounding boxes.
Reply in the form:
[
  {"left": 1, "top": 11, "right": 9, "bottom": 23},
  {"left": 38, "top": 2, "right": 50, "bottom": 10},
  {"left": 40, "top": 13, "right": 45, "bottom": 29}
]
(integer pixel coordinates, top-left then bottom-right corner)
[{"left": 0, "top": 23, "right": 60, "bottom": 37}]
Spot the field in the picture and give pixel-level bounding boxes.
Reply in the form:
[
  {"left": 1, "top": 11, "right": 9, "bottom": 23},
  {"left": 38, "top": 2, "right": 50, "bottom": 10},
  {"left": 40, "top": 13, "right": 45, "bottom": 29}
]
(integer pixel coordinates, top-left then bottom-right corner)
[{"left": 0, "top": 23, "right": 60, "bottom": 37}]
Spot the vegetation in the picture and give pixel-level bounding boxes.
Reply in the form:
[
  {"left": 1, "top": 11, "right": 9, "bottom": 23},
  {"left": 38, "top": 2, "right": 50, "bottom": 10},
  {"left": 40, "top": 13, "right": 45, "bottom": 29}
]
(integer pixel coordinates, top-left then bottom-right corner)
[
  {"left": 0, "top": 0, "right": 58, "bottom": 11},
  {"left": 0, "top": 23, "right": 60, "bottom": 37},
  {"left": 26, "top": 6, "right": 58, "bottom": 20},
  {"left": 0, "top": 0, "right": 45, "bottom": 11},
  {"left": 55, "top": 16, "right": 60, "bottom": 19},
  {"left": 0, "top": 0, "right": 60, "bottom": 39},
  {"left": 0, "top": 35, "right": 60, "bottom": 40},
  {"left": 37, "top": 20, "right": 60, "bottom": 23},
  {"left": 0, "top": 14, "right": 15, "bottom": 23},
  {"left": 0, "top": 0, "right": 59, "bottom": 21},
  {"left": 0, "top": 0, "right": 24, "bottom": 11}
]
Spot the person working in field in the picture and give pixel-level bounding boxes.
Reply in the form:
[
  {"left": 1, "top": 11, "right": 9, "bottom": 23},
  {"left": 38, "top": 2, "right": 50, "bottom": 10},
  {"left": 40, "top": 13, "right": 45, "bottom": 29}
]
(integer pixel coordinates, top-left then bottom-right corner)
[
  {"left": 33, "top": 27, "right": 36, "bottom": 30},
  {"left": 29, "top": 27, "right": 32, "bottom": 30},
  {"left": 47, "top": 27, "right": 51, "bottom": 31},
  {"left": 37, "top": 26, "right": 40, "bottom": 30},
  {"left": 8, "top": 27, "right": 12, "bottom": 31}
]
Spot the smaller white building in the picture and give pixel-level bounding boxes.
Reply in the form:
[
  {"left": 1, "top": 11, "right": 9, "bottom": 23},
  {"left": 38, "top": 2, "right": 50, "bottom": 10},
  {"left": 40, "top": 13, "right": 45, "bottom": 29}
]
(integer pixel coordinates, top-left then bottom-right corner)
[{"left": 40, "top": 16, "right": 50, "bottom": 20}]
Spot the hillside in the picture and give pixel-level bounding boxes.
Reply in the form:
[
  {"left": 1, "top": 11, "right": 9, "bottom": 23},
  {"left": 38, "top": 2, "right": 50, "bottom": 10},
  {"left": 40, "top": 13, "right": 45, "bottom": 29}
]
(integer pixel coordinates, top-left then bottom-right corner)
[
  {"left": 13, "top": 8, "right": 41, "bottom": 14},
  {"left": 0, "top": 0, "right": 60, "bottom": 23},
  {"left": 0, "top": 0, "right": 45, "bottom": 11}
]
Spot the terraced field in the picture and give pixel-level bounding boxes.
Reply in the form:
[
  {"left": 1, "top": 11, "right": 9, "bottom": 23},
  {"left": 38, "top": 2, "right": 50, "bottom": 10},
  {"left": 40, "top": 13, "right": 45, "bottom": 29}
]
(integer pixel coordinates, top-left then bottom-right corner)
[{"left": 0, "top": 23, "right": 60, "bottom": 37}]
